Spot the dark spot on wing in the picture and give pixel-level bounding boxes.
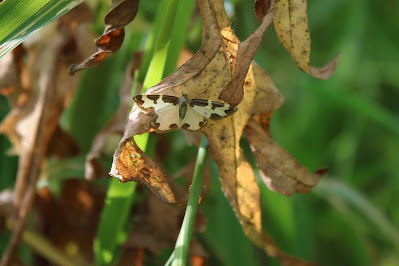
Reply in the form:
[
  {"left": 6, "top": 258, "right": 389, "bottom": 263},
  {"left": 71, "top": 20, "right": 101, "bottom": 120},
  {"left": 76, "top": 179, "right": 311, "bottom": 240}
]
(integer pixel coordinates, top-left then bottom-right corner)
[
  {"left": 209, "top": 106, "right": 236, "bottom": 120},
  {"left": 147, "top": 94, "right": 160, "bottom": 103},
  {"left": 210, "top": 113, "right": 223, "bottom": 120},
  {"left": 190, "top": 99, "right": 209, "bottom": 107},
  {"left": 162, "top": 95, "right": 179, "bottom": 105},
  {"left": 134, "top": 95, "right": 144, "bottom": 105},
  {"left": 181, "top": 118, "right": 207, "bottom": 131},
  {"left": 211, "top": 101, "right": 225, "bottom": 110},
  {"left": 225, "top": 106, "right": 237, "bottom": 115},
  {"left": 169, "top": 123, "right": 178, "bottom": 129}
]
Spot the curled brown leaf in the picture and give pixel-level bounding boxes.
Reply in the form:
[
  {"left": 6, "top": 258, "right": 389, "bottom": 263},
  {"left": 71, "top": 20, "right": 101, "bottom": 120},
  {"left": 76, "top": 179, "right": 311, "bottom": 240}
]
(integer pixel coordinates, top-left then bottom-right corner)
[
  {"left": 68, "top": 0, "right": 141, "bottom": 75},
  {"left": 245, "top": 114, "right": 326, "bottom": 196},
  {"left": 116, "top": 139, "right": 200, "bottom": 207},
  {"left": 219, "top": 1, "right": 275, "bottom": 105},
  {"left": 116, "top": 140, "right": 175, "bottom": 196}
]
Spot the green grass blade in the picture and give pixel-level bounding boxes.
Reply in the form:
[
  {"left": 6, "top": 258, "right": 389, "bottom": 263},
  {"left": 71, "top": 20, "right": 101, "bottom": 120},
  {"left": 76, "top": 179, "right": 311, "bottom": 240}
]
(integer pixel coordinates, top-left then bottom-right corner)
[
  {"left": 138, "top": 0, "right": 168, "bottom": 82},
  {"left": 94, "top": 134, "right": 149, "bottom": 265},
  {"left": 142, "top": 0, "right": 180, "bottom": 90},
  {"left": 170, "top": 135, "right": 209, "bottom": 266},
  {"left": 163, "top": 0, "right": 196, "bottom": 76},
  {"left": 0, "top": 0, "right": 84, "bottom": 59},
  {"left": 94, "top": 179, "right": 137, "bottom": 265},
  {"left": 314, "top": 178, "right": 399, "bottom": 251}
]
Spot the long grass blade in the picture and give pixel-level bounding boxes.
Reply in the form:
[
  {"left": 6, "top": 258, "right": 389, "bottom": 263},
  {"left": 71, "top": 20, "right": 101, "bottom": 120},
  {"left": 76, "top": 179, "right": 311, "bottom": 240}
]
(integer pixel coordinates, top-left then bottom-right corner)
[
  {"left": 0, "top": 0, "right": 84, "bottom": 59},
  {"left": 170, "top": 135, "right": 209, "bottom": 266}
]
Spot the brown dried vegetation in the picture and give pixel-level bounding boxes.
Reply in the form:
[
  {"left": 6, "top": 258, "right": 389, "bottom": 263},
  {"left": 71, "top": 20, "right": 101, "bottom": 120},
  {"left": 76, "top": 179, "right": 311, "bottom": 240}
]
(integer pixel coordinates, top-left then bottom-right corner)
[{"left": 0, "top": 0, "right": 338, "bottom": 265}]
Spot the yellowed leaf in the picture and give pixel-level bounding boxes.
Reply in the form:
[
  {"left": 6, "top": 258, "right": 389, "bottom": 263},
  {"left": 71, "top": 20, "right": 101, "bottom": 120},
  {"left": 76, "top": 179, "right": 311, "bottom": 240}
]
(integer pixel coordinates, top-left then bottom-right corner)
[
  {"left": 274, "top": 0, "right": 340, "bottom": 79},
  {"left": 219, "top": 2, "right": 275, "bottom": 105}
]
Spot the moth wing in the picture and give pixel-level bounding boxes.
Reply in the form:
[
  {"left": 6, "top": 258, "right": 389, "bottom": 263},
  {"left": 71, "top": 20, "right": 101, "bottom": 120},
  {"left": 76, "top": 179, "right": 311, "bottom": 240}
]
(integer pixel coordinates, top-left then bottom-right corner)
[
  {"left": 181, "top": 105, "right": 208, "bottom": 131},
  {"left": 191, "top": 99, "right": 237, "bottom": 120},
  {"left": 134, "top": 95, "right": 180, "bottom": 132},
  {"left": 152, "top": 104, "right": 180, "bottom": 132}
]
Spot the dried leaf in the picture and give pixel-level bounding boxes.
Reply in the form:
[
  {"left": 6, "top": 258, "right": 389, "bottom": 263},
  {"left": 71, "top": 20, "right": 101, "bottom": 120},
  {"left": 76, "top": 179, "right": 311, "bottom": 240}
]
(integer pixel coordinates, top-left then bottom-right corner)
[
  {"left": 116, "top": 140, "right": 177, "bottom": 202},
  {"left": 68, "top": 0, "right": 141, "bottom": 75},
  {"left": 202, "top": 1, "right": 318, "bottom": 264},
  {"left": 245, "top": 114, "right": 326, "bottom": 196},
  {"left": 35, "top": 179, "right": 104, "bottom": 263},
  {"left": 0, "top": 5, "right": 92, "bottom": 264},
  {"left": 274, "top": 0, "right": 340, "bottom": 79},
  {"left": 219, "top": 2, "right": 275, "bottom": 105}
]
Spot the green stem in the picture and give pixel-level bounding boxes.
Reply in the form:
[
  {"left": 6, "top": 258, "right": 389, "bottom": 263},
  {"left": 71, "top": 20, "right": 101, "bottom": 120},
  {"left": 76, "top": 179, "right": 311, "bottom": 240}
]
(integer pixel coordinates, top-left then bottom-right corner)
[{"left": 170, "top": 135, "right": 209, "bottom": 266}]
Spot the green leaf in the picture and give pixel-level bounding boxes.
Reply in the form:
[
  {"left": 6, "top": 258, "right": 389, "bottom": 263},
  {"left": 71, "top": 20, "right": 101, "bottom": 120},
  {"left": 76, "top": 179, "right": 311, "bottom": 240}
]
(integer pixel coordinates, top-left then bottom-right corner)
[{"left": 0, "top": 0, "right": 84, "bottom": 59}]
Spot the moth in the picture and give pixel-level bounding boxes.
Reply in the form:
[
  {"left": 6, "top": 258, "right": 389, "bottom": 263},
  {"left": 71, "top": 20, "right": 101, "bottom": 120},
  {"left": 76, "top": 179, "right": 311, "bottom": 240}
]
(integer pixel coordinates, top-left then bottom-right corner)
[{"left": 133, "top": 94, "right": 237, "bottom": 132}]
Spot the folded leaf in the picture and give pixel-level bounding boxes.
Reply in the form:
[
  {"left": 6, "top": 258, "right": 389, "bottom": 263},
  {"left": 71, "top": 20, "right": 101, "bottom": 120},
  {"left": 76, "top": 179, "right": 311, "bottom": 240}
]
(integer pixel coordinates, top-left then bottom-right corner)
[{"left": 274, "top": 0, "right": 340, "bottom": 79}]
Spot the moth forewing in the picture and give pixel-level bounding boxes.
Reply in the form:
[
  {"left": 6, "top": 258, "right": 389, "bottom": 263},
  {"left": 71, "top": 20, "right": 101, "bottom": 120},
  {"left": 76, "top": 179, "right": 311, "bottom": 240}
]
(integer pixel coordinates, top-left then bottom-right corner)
[{"left": 134, "top": 95, "right": 179, "bottom": 112}]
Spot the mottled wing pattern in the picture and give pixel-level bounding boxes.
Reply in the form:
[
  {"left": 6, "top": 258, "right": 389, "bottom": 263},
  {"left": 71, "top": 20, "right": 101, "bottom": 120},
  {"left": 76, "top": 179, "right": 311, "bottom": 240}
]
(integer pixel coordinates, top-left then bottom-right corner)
[
  {"left": 134, "top": 95, "right": 180, "bottom": 132},
  {"left": 133, "top": 95, "right": 237, "bottom": 132},
  {"left": 190, "top": 99, "right": 237, "bottom": 120},
  {"left": 134, "top": 95, "right": 178, "bottom": 112}
]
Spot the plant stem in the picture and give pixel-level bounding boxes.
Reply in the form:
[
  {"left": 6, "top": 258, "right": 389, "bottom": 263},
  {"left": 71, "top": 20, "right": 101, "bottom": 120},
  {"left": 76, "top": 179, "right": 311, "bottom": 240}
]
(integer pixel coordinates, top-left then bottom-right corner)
[{"left": 170, "top": 135, "right": 209, "bottom": 266}]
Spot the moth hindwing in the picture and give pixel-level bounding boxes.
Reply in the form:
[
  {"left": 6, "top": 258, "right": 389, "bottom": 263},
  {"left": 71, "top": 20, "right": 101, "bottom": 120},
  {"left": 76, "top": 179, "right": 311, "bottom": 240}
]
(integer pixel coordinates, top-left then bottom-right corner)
[{"left": 133, "top": 94, "right": 237, "bottom": 132}]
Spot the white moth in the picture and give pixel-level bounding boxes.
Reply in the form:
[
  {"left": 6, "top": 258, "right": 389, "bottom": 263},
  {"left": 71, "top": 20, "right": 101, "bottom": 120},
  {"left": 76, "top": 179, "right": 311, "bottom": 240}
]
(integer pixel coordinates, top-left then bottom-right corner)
[{"left": 133, "top": 94, "right": 237, "bottom": 132}]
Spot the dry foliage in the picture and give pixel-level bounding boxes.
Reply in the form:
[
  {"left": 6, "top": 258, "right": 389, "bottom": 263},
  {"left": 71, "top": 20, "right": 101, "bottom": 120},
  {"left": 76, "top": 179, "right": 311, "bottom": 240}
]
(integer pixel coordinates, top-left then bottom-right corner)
[
  {"left": 0, "top": 0, "right": 339, "bottom": 265},
  {"left": 68, "top": 0, "right": 141, "bottom": 75},
  {"left": 0, "top": 4, "right": 93, "bottom": 265},
  {"left": 106, "top": 0, "right": 338, "bottom": 265}
]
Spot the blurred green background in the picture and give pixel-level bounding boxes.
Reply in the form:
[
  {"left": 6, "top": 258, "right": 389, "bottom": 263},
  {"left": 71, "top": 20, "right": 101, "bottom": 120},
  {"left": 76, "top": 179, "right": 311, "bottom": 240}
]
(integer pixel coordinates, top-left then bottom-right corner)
[{"left": 1, "top": 0, "right": 398, "bottom": 265}]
